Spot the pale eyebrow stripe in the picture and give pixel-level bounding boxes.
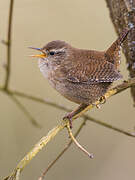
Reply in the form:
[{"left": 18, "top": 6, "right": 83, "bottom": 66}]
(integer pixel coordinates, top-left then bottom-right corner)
[{"left": 50, "top": 48, "right": 66, "bottom": 53}]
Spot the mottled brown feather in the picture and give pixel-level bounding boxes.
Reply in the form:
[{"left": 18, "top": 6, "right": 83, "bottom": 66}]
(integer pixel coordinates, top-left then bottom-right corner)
[
  {"left": 57, "top": 49, "right": 122, "bottom": 84},
  {"left": 105, "top": 28, "right": 130, "bottom": 67}
]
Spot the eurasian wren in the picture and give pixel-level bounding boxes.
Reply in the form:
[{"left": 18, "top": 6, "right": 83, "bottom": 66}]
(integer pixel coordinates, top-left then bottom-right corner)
[{"left": 30, "top": 28, "right": 129, "bottom": 107}]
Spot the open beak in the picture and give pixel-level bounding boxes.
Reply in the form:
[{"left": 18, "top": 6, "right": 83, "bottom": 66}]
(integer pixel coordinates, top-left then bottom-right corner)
[{"left": 29, "top": 47, "right": 47, "bottom": 58}]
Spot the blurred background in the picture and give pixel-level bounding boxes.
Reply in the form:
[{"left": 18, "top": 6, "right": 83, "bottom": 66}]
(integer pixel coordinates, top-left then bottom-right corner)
[{"left": 0, "top": 0, "right": 135, "bottom": 180}]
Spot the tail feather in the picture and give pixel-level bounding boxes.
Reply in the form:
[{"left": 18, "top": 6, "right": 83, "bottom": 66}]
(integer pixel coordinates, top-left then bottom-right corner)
[{"left": 105, "top": 28, "right": 130, "bottom": 68}]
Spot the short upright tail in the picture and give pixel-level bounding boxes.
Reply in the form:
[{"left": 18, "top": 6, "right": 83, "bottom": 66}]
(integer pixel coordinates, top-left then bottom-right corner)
[{"left": 105, "top": 27, "right": 130, "bottom": 67}]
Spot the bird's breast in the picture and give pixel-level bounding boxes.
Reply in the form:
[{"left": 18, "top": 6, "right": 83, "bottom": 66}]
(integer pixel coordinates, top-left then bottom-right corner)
[
  {"left": 38, "top": 58, "right": 52, "bottom": 79},
  {"left": 38, "top": 58, "right": 61, "bottom": 89}
]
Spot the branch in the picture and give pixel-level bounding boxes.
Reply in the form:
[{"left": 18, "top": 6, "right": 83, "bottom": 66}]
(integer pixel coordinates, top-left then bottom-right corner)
[
  {"left": 3, "top": 77, "right": 135, "bottom": 180},
  {"left": 38, "top": 118, "right": 87, "bottom": 180},
  {"left": 4, "top": 122, "right": 66, "bottom": 180},
  {"left": 9, "top": 95, "right": 41, "bottom": 128},
  {"left": 4, "top": 0, "right": 14, "bottom": 89},
  {"left": 39, "top": 111, "right": 135, "bottom": 180},
  {"left": 66, "top": 121, "right": 93, "bottom": 158},
  {"left": 86, "top": 115, "right": 135, "bottom": 137},
  {"left": 105, "top": 0, "right": 135, "bottom": 104},
  {"left": 7, "top": 88, "right": 69, "bottom": 112}
]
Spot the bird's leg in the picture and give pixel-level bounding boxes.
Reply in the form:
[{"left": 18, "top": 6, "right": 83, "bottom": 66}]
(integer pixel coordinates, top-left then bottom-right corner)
[{"left": 63, "top": 103, "right": 89, "bottom": 128}]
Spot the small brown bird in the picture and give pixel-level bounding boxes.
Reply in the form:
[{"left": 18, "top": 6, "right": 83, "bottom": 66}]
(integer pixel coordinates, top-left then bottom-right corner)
[{"left": 30, "top": 28, "right": 129, "bottom": 120}]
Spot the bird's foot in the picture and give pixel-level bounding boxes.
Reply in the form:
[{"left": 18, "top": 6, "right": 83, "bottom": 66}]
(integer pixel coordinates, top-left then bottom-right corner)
[
  {"left": 99, "top": 96, "right": 106, "bottom": 104},
  {"left": 93, "top": 96, "right": 106, "bottom": 109},
  {"left": 63, "top": 113, "right": 73, "bottom": 129},
  {"left": 63, "top": 103, "right": 89, "bottom": 128}
]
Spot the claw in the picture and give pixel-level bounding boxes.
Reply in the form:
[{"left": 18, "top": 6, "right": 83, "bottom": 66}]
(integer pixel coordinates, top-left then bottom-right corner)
[
  {"left": 63, "top": 114, "right": 73, "bottom": 129},
  {"left": 99, "top": 96, "right": 106, "bottom": 104},
  {"left": 96, "top": 104, "right": 101, "bottom": 109}
]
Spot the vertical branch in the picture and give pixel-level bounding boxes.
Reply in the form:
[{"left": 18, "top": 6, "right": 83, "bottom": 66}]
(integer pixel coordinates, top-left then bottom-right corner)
[
  {"left": 105, "top": 0, "right": 135, "bottom": 104},
  {"left": 4, "top": 0, "right": 14, "bottom": 90}
]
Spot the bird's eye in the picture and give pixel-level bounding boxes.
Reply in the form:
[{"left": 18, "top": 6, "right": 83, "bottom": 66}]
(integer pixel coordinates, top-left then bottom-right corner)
[{"left": 49, "top": 51, "right": 55, "bottom": 56}]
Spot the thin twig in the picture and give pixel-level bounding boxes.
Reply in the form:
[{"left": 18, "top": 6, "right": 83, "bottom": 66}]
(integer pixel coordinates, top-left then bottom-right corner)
[
  {"left": 4, "top": 0, "right": 14, "bottom": 90},
  {"left": 7, "top": 88, "right": 69, "bottom": 112},
  {"left": 9, "top": 94, "right": 41, "bottom": 128},
  {"left": 66, "top": 121, "right": 93, "bottom": 158},
  {"left": 86, "top": 116, "right": 135, "bottom": 137},
  {"left": 38, "top": 118, "right": 87, "bottom": 180}
]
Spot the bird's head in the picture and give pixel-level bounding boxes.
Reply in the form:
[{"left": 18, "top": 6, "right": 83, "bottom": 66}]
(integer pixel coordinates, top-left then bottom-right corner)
[{"left": 29, "top": 40, "right": 72, "bottom": 68}]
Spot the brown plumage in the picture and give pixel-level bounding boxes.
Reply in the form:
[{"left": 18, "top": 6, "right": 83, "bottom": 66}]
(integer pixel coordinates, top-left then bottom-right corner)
[{"left": 31, "top": 28, "right": 130, "bottom": 105}]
